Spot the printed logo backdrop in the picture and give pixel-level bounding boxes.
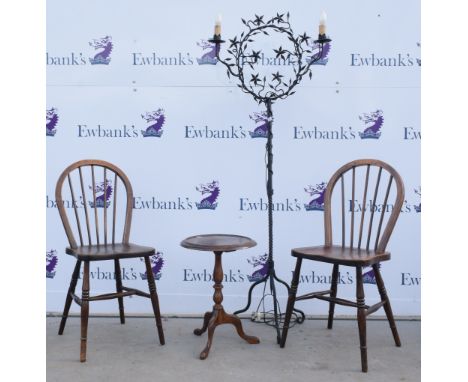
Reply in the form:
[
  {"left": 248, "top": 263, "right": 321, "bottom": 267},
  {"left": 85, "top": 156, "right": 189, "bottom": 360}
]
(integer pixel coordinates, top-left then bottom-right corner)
[{"left": 47, "top": 0, "right": 421, "bottom": 315}]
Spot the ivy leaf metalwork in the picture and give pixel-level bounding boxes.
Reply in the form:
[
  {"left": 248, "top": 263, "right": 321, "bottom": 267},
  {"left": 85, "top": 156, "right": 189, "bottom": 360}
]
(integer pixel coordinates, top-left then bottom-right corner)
[
  {"left": 211, "top": 13, "right": 330, "bottom": 104},
  {"left": 272, "top": 71, "right": 283, "bottom": 82},
  {"left": 299, "top": 32, "right": 311, "bottom": 44},
  {"left": 251, "top": 50, "right": 262, "bottom": 61},
  {"left": 250, "top": 73, "right": 261, "bottom": 86},
  {"left": 273, "top": 46, "right": 287, "bottom": 59},
  {"left": 229, "top": 36, "right": 238, "bottom": 47},
  {"left": 275, "top": 13, "right": 285, "bottom": 23},
  {"left": 254, "top": 14, "right": 265, "bottom": 25}
]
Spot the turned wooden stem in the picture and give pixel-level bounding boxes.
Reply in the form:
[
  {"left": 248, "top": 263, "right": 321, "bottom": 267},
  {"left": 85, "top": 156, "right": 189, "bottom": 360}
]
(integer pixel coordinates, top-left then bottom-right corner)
[{"left": 213, "top": 251, "right": 224, "bottom": 309}]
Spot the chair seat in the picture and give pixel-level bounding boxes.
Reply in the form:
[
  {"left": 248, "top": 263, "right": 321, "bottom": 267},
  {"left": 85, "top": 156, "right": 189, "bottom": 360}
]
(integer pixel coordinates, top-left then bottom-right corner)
[
  {"left": 66, "top": 243, "right": 155, "bottom": 261},
  {"left": 291, "top": 245, "right": 390, "bottom": 266}
]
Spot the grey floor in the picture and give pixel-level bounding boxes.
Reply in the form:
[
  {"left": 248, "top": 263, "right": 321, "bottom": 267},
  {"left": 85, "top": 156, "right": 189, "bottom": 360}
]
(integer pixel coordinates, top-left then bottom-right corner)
[{"left": 47, "top": 316, "right": 420, "bottom": 382}]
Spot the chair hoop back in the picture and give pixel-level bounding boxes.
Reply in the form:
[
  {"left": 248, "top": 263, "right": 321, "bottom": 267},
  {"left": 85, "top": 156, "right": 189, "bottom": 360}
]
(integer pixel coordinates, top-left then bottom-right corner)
[
  {"left": 55, "top": 159, "right": 134, "bottom": 249},
  {"left": 323, "top": 159, "right": 405, "bottom": 253}
]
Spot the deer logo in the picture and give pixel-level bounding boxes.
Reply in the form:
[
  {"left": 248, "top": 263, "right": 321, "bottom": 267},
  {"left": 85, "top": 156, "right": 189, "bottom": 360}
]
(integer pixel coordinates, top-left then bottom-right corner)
[
  {"left": 359, "top": 110, "right": 384, "bottom": 139},
  {"left": 46, "top": 250, "right": 58, "bottom": 279},
  {"left": 362, "top": 264, "right": 380, "bottom": 284},
  {"left": 46, "top": 108, "right": 58, "bottom": 136},
  {"left": 304, "top": 182, "right": 327, "bottom": 211},
  {"left": 247, "top": 253, "right": 269, "bottom": 282},
  {"left": 89, "top": 36, "right": 113, "bottom": 65},
  {"left": 140, "top": 252, "right": 164, "bottom": 280},
  {"left": 195, "top": 181, "right": 220, "bottom": 210},
  {"left": 249, "top": 111, "right": 271, "bottom": 138},
  {"left": 308, "top": 41, "right": 331, "bottom": 65},
  {"left": 89, "top": 179, "right": 112, "bottom": 208},
  {"left": 196, "top": 39, "right": 218, "bottom": 65},
  {"left": 141, "top": 109, "right": 165, "bottom": 137}
]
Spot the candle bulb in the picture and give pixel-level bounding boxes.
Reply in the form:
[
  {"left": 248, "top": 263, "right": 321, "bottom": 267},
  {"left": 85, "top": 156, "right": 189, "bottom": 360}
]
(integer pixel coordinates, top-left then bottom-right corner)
[
  {"left": 319, "top": 11, "right": 327, "bottom": 36},
  {"left": 214, "top": 14, "right": 222, "bottom": 36}
]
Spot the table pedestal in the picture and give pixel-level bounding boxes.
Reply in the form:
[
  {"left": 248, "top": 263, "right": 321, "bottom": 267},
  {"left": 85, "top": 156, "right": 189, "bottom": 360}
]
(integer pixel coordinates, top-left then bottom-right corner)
[{"left": 194, "top": 251, "right": 259, "bottom": 360}]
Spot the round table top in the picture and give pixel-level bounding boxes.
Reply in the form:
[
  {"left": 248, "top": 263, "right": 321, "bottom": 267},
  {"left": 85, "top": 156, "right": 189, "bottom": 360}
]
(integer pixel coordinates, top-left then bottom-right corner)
[{"left": 180, "top": 234, "right": 257, "bottom": 252}]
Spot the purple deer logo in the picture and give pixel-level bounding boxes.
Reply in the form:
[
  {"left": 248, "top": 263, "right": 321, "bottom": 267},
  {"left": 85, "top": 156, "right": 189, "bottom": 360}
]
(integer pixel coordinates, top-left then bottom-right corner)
[
  {"left": 359, "top": 109, "right": 384, "bottom": 139},
  {"left": 141, "top": 109, "right": 165, "bottom": 137},
  {"left": 140, "top": 252, "right": 164, "bottom": 280},
  {"left": 196, "top": 39, "right": 218, "bottom": 65},
  {"left": 249, "top": 111, "right": 271, "bottom": 138},
  {"left": 414, "top": 187, "right": 421, "bottom": 213},
  {"left": 196, "top": 181, "right": 220, "bottom": 210},
  {"left": 46, "top": 108, "right": 58, "bottom": 136},
  {"left": 89, "top": 36, "right": 113, "bottom": 65},
  {"left": 362, "top": 264, "right": 380, "bottom": 284},
  {"left": 247, "top": 253, "right": 269, "bottom": 282},
  {"left": 304, "top": 182, "right": 327, "bottom": 211},
  {"left": 89, "top": 179, "right": 112, "bottom": 208},
  {"left": 307, "top": 41, "right": 331, "bottom": 65},
  {"left": 46, "top": 249, "right": 58, "bottom": 279}
]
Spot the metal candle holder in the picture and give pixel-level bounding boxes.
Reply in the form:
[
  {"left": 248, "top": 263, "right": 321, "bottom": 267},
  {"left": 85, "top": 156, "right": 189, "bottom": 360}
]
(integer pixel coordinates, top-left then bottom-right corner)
[{"left": 208, "top": 13, "right": 331, "bottom": 343}]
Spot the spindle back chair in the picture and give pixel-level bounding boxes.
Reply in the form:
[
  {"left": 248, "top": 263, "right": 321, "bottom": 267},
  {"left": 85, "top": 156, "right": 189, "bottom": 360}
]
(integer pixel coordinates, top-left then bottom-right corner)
[
  {"left": 323, "top": 159, "right": 404, "bottom": 254},
  {"left": 55, "top": 159, "right": 133, "bottom": 250},
  {"left": 280, "top": 159, "right": 404, "bottom": 372},
  {"left": 55, "top": 159, "right": 164, "bottom": 362}
]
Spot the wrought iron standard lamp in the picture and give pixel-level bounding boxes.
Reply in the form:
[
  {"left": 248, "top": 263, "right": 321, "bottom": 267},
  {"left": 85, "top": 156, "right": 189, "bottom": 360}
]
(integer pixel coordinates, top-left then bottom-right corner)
[{"left": 207, "top": 12, "right": 331, "bottom": 343}]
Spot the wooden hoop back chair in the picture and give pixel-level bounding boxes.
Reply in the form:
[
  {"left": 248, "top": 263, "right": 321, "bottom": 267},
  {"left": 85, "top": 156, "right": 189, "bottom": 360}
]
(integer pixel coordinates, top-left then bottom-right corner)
[
  {"left": 280, "top": 159, "right": 404, "bottom": 372},
  {"left": 55, "top": 159, "right": 165, "bottom": 362}
]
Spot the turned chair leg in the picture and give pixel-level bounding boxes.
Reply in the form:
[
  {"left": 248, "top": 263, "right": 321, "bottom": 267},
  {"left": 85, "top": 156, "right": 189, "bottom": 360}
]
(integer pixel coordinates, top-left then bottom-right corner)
[
  {"left": 58, "top": 260, "right": 81, "bottom": 335},
  {"left": 373, "top": 264, "right": 401, "bottom": 347},
  {"left": 280, "top": 257, "right": 302, "bottom": 348},
  {"left": 114, "top": 259, "right": 125, "bottom": 324},
  {"left": 80, "top": 261, "right": 90, "bottom": 363},
  {"left": 356, "top": 266, "right": 368, "bottom": 372},
  {"left": 327, "top": 264, "right": 339, "bottom": 329},
  {"left": 144, "top": 256, "right": 165, "bottom": 345}
]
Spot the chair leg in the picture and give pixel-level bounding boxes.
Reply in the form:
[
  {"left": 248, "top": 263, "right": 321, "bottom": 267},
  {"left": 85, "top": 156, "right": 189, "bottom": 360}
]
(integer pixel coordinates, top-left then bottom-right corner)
[
  {"left": 356, "top": 266, "right": 368, "bottom": 372},
  {"left": 373, "top": 264, "right": 401, "bottom": 347},
  {"left": 114, "top": 259, "right": 125, "bottom": 324},
  {"left": 280, "top": 257, "right": 302, "bottom": 348},
  {"left": 327, "top": 264, "right": 339, "bottom": 329},
  {"left": 80, "top": 261, "right": 90, "bottom": 362},
  {"left": 144, "top": 255, "right": 165, "bottom": 345},
  {"left": 58, "top": 260, "right": 81, "bottom": 335}
]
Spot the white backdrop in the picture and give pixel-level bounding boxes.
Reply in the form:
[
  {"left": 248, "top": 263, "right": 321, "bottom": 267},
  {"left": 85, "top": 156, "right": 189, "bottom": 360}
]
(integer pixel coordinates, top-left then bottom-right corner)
[{"left": 46, "top": 0, "right": 420, "bottom": 316}]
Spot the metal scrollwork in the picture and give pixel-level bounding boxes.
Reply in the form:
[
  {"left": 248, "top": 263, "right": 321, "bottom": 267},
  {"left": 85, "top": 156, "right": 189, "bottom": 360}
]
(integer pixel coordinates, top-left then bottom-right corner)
[{"left": 211, "top": 13, "right": 329, "bottom": 104}]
